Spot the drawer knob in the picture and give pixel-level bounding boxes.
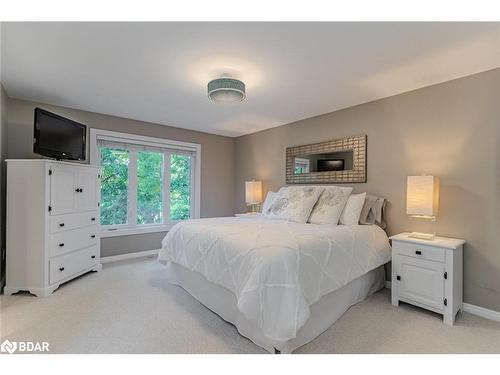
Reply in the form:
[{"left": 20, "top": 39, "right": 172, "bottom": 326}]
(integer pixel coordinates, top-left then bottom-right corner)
[
  {"left": 91, "top": 217, "right": 96, "bottom": 221},
  {"left": 415, "top": 250, "right": 422, "bottom": 255},
  {"left": 396, "top": 275, "right": 401, "bottom": 281},
  {"left": 91, "top": 255, "right": 96, "bottom": 259},
  {"left": 58, "top": 243, "right": 65, "bottom": 247},
  {"left": 59, "top": 223, "right": 65, "bottom": 227},
  {"left": 59, "top": 267, "right": 65, "bottom": 272},
  {"left": 90, "top": 235, "right": 96, "bottom": 238}
]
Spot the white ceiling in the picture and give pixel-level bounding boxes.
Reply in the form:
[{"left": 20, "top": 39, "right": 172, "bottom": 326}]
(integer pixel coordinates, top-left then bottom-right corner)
[{"left": 2, "top": 22, "right": 500, "bottom": 137}]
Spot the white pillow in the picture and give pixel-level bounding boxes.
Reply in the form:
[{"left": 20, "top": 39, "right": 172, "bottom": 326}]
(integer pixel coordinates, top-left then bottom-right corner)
[
  {"left": 261, "top": 191, "right": 277, "bottom": 216},
  {"left": 340, "top": 192, "right": 367, "bottom": 225},
  {"left": 266, "top": 186, "right": 324, "bottom": 223},
  {"left": 308, "top": 186, "right": 353, "bottom": 225}
]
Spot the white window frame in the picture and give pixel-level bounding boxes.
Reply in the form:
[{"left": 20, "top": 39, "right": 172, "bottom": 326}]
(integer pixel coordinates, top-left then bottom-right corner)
[{"left": 90, "top": 128, "right": 201, "bottom": 238}]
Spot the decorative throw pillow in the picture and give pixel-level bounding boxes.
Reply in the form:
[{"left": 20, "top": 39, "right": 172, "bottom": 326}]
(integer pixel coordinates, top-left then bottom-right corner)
[
  {"left": 308, "top": 186, "right": 353, "bottom": 225},
  {"left": 340, "top": 192, "right": 367, "bottom": 225},
  {"left": 261, "top": 191, "right": 277, "bottom": 216},
  {"left": 266, "top": 186, "right": 324, "bottom": 223}
]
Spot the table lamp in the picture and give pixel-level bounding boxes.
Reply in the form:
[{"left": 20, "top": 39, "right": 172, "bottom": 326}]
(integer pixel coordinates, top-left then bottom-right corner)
[
  {"left": 406, "top": 175, "right": 440, "bottom": 240},
  {"left": 245, "top": 180, "right": 262, "bottom": 214}
]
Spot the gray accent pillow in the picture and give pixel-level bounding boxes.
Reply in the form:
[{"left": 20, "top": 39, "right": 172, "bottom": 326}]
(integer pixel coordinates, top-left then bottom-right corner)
[{"left": 359, "top": 195, "right": 387, "bottom": 229}]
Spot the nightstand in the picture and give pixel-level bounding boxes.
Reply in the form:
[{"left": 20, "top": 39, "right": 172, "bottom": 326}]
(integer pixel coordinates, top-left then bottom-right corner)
[{"left": 390, "top": 232, "right": 465, "bottom": 325}]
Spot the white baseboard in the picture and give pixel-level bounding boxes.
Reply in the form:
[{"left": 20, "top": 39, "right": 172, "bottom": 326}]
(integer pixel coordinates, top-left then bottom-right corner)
[
  {"left": 463, "top": 303, "right": 500, "bottom": 323},
  {"left": 101, "top": 249, "right": 160, "bottom": 264},
  {"left": 385, "top": 280, "right": 500, "bottom": 323}
]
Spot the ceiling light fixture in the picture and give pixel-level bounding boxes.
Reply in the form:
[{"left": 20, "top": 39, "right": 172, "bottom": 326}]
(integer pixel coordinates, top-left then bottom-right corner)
[{"left": 207, "top": 74, "right": 246, "bottom": 103}]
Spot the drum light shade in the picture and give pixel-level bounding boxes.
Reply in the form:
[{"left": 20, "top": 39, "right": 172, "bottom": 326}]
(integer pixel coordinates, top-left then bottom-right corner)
[
  {"left": 406, "top": 175, "right": 440, "bottom": 219},
  {"left": 245, "top": 181, "right": 262, "bottom": 205},
  {"left": 208, "top": 78, "right": 246, "bottom": 102}
]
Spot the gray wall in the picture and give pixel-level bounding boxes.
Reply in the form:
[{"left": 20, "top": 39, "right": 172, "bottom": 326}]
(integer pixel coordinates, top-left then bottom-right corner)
[
  {"left": 6, "top": 98, "right": 235, "bottom": 257},
  {"left": 235, "top": 68, "right": 500, "bottom": 312},
  {"left": 0, "top": 84, "right": 7, "bottom": 287}
]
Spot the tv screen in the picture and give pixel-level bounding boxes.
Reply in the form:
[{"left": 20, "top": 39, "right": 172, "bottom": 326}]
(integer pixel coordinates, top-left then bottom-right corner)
[
  {"left": 33, "top": 108, "right": 86, "bottom": 161},
  {"left": 317, "top": 159, "right": 344, "bottom": 172}
]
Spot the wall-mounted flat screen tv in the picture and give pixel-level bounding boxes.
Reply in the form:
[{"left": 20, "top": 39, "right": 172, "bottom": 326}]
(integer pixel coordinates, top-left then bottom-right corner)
[{"left": 33, "top": 108, "right": 86, "bottom": 161}]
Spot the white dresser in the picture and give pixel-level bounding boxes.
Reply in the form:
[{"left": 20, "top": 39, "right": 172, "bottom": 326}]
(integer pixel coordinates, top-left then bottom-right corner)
[
  {"left": 4, "top": 159, "right": 102, "bottom": 297},
  {"left": 390, "top": 233, "right": 465, "bottom": 325}
]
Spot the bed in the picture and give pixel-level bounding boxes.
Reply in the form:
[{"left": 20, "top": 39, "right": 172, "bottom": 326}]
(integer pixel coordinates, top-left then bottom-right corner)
[{"left": 158, "top": 216, "right": 391, "bottom": 353}]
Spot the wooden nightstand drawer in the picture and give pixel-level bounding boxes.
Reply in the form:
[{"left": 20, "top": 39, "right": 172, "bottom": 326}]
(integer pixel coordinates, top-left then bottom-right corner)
[{"left": 393, "top": 241, "right": 445, "bottom": 263}]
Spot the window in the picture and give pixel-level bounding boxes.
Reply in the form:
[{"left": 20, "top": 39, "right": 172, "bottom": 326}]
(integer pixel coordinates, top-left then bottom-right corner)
[
  {"left": 137, "top": 150, "right": 164, "bottom": 225},
  {"left": 294, "top": 157, "right": 310, "bottom": 174},
  {"left": 90, "top": 129, "right": 200, "bottom": 237},
  {"left": 101, "top": 147, "right": 129, "bottom": 225},
  {"left": 169, "top": 153, "right": 192, "bottom": 220}
]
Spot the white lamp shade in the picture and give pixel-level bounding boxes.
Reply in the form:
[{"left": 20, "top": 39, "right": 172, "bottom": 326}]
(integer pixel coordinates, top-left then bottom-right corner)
[
  {"left": 245, "top": 181, "right": 262, "bottom": 205},
  {"left": 406, "top": 176, "right": 440, "bottom": 218}
]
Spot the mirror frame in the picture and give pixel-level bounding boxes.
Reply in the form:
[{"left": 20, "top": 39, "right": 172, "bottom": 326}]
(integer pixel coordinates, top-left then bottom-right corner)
[{"left": 286, "top": 134, "right": 367, "bottom": 184}]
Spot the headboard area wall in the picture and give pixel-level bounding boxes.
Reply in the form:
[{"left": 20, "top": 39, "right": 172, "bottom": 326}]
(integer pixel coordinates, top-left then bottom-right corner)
[{"left": 234, "top": 67, "right": 500, "bottom": 313}]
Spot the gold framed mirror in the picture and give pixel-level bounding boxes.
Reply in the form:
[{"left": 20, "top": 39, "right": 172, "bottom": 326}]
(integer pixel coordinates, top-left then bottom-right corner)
[{"left": 286, "top": 135, "right": 366, "bottom": 184}]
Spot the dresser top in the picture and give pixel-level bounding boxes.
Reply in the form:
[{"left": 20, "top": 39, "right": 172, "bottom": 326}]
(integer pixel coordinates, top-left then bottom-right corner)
[
  {"left": 390, "top": 232, "right": 465, "bottom": 249},
  {"left": 6, "top": 159, "right": 99, "bottom": 169}
]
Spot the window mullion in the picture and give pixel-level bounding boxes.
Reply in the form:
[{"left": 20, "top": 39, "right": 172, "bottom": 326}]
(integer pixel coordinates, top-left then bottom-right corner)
[
  {"left": 128, "top": 150, "right": 138, "bottom": 227},
  {"left": 163, "top": 151, "right": 171, "bottom": 224}
]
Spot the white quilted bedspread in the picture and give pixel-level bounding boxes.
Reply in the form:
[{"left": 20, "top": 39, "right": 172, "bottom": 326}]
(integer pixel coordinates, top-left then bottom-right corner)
[{"left": 158, "top": 217, "right": 391, "bottom": 342}]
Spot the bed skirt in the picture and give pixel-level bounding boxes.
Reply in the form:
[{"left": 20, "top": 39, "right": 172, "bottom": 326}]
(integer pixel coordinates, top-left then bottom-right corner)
[{"left": 164, "top": 262, "right": 386, "bottom": 354}]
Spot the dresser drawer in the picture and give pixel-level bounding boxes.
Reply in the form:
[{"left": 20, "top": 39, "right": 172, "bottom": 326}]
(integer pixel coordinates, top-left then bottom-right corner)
[
  {"left": 50, "top": 211, "right": 99, "bottom": 234},
  {"left": 393, "top": 240, "right": 445, "bottom": 263},
  {"left": 49, "top": 226, "right": 99, "bottom": 257},
  {"left": 49, "top": 246, "right": 99, "bottom": 285}
]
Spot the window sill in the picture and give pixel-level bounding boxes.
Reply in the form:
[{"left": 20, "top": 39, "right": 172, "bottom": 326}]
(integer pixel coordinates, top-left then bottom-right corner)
[{"left": 100, "top": 224, "right": 176, "bottom": 238}]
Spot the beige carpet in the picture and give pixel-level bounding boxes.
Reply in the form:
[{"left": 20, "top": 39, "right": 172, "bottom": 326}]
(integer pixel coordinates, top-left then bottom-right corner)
[{"left": 1, "top": 256, "right": 500, "bottom": 354}]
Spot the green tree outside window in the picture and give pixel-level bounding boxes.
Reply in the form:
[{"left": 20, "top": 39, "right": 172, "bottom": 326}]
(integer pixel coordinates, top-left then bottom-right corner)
[
  {"left": 100, "top": 148, "right": 129, "bottom": 226},
  {"left": 137, "top": 151, "right": 163, "bottom": 224},
  {"left": 100, "top": 147, "right": 192, "bottom": 225},
  {"left": 170, "top": 154, "right": 191, "bottom": 220}
]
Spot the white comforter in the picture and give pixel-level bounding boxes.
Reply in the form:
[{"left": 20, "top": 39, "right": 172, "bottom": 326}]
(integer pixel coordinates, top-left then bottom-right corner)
[{"left": 158, "top": 217, "right": 391, "bottom": 343}]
